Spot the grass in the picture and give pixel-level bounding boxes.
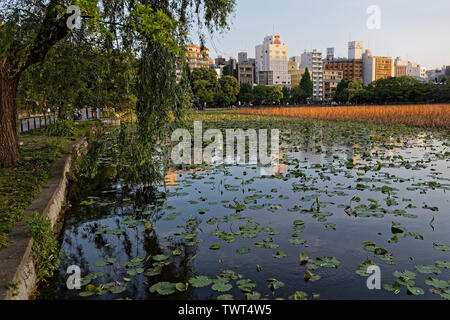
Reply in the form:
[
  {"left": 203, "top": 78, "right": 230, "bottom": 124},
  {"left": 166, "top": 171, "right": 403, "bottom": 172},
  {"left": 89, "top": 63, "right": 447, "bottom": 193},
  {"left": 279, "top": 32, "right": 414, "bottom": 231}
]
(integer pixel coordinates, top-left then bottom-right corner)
[
  {"left": 0, "top": 121, "right": 96, "bottom": 248},
  {"left": 232, "top": 104, "right": 450, "bottom": 130}
]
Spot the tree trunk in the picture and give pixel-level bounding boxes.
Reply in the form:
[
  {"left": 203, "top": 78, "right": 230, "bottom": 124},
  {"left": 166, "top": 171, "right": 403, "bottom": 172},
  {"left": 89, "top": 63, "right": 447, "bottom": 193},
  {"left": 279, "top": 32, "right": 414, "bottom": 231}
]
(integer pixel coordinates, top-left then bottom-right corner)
[{"left": 0, "top": 68, "right": 20, "bottom": 168}]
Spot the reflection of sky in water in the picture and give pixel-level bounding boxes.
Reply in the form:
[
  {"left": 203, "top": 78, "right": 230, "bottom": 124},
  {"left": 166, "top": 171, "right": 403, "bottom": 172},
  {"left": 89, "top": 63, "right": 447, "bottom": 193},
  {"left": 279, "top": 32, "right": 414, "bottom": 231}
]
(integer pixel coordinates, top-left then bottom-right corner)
[{"left": 40, "top": 132, "right": 449, "bottom": 300}]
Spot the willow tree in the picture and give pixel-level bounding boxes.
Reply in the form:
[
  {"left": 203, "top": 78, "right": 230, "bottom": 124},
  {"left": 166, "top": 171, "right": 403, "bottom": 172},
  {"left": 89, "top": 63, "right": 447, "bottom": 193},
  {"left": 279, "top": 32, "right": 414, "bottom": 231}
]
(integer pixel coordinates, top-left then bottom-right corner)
[{"left": 0, "top": 0, "right": 236, "bottom": 168}]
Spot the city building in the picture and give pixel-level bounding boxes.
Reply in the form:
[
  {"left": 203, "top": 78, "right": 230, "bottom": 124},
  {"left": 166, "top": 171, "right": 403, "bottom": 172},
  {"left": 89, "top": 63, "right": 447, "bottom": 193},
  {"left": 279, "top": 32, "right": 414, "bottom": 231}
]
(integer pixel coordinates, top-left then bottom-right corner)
[
  {"left": 228, "top": 57, "right": 238, "bottom": 73},
  {"left": 300, "top": 49, "right": 323, "bottom": 100},
  {"left": 323, "top": 58, "right": 363, "bottom": 81},
  {"left": 394, "top": 57, "right": 408, "bottom": 77},
  {"left": 288, "top": 60, "right": 308, "bottom": 88},
  {"left": 237, "top": 63, "right": 255, "bottom": 84},
  {"left": 186, "top": 45, "right": 214, "bottom": 71},
  {"left": 258, "top": 71, "right": 274, "bottom": 86},
  {"left": 326, "top": 48, "right": 335, "bottom": 60},
  {"left": 323, "top": 70, "right": 343, "bottom": 103},
  {"left": 395, "top": 57, "right": 427, "bottom": 79},
  {"left": 210, "top": 64, "right": 225, "bottom": 78},
  {"left": 427, "top": 66, "right": 450, "bottom": 83},
  {"left": 406, "top": 62, "right": 427, "bottom": 79},
  {"left": 289, "top": 56, "right": 302, "bottom": 69},
  {"left": 238, "top": 52, "right": 248, "bottom": 64},
  {"left": 255, "top": 33, "right": 291, "bottom": 87},
  {"left": 362, "top": 49, "right": 394, "bottom": 85},
  {"left": 215, "top": 56, "right": 227, "bottom": 66},
  {"left": 348, "top": 41, "right": 364, "bottom": 60}
]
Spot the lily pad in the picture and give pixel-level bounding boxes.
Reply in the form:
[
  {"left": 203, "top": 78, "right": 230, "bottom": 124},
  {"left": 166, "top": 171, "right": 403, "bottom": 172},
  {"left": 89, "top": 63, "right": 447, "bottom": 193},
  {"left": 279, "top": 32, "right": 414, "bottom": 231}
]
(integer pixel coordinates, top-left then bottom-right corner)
[
  {"left": 236, "top": 247, "right": 250, "bottom": 254},
  {"left": 236, "top": 279, "right": 257, "bottom": 293},
  {"left": 149, "top": 282, "right": 177, "bottom": 295},
  {"left": 414, "top": 264, "right": 441, "bottom": 275},
  {"left": 189, "top": 276, "right": 212, "bottom": 288},
  {"left": 211, "top": 280, "right": 232, "bottom": 292},
  {"left": 425, "top": 277, "right": 449, "bottom": 289}
]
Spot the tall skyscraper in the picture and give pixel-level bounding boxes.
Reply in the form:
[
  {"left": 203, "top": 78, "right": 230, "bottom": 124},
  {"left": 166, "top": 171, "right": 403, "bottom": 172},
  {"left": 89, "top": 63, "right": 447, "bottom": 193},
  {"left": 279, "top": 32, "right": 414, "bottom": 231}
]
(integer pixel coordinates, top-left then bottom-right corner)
[
  {"left": 255, "top": 33, "right": 291, "bottom": 87},
  {"left": 348, "top": 41, "right": 363, "bottom": 60},
  {"left": 300, "top": 49, "right": 323, "bottom": 101}
]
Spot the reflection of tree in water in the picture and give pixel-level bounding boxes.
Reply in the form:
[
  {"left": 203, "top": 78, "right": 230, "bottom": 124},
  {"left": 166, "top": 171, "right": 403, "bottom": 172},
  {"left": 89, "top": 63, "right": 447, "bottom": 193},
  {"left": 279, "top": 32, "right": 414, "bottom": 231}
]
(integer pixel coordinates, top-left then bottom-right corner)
[{"left": 39, "top": 182, "right": 202, "bottom": 300}]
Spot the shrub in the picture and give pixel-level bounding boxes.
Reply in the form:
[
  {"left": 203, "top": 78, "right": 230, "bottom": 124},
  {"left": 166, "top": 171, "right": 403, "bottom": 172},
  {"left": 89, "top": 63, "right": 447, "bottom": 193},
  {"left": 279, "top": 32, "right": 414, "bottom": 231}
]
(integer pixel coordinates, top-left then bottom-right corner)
[
  {"left": 25, "top": 211, "right": 59, "bottom": 280},
  {"left": 43, "top": 120, "right": 79, "bottom": 137}
]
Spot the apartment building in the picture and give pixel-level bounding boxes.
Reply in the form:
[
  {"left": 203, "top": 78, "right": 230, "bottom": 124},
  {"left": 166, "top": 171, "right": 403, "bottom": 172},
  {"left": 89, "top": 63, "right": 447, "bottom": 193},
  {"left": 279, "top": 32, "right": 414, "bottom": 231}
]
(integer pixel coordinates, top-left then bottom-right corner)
[
  {"left": 323, "top": 58, "right": 363, "bottom": 81},
  {"left": 238, "top": 52, "right": 248, "bottom": 64},
  {"left": 362, "top": 50, "right": 394, "bottom": 85},
  {"left": 288, "top": 60, "right": 308, "bottom": 88},
  {"left": 323, "top": 70, "right": 343, "bottom": 103},
  {"left": 255, "top": 33, "right": 291, "bottom": 87},
  {"left": 394, "top": 57, "right": 408, "bottom": 77},
  {"left": 395, "top": 57, "right": 427, "bottom": 79},
  {"left": 407, "top": 62, "right": 427, "bottom": 79},
  {"left": 300, "top": 49, "right": 323, "bottom": 101},
  {"left": 186, "top": 45, "right": 214, "bottom": 71},
  {"left": 348, "top": 41, "right": 364, "bottom": 60},
  {"left": 215, "top": 56, "right": 227, "bottom": 66},
  {"left": 427, "top": 66, "right": 450, "bottom": 83},
  {"left": 237, "top": 63, "right": 255, "bottom": 84}
]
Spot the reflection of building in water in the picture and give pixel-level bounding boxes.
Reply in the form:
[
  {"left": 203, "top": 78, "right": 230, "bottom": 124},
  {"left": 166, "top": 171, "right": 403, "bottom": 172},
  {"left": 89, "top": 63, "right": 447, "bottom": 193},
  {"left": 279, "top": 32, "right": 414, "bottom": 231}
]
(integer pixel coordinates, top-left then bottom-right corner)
[
  {"left": 260, "top": 163, "right": 288, "bottom": 176},
  {"left": 259, "top": 150, "right": 288, "bottom": 176},
  {"left": 164, "top": 167, "right": 178, "bottom": 190},
  {"left": 352, "top": 144, "right": 361, "bottom": 165}
]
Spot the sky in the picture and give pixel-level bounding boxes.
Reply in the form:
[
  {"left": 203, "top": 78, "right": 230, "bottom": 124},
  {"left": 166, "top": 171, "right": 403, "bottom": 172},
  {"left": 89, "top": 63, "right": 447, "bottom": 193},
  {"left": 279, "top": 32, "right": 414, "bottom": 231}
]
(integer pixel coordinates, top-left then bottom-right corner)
[{"left": 193, "top": 0, "right": 450, "bottom": 70}]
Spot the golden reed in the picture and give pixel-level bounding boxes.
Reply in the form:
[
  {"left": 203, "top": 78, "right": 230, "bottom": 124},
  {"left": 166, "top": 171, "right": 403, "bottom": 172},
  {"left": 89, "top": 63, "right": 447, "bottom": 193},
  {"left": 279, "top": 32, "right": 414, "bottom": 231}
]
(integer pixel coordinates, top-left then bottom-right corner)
[{"left": 233, "top": 105, "right": 450, "bottom": 130}]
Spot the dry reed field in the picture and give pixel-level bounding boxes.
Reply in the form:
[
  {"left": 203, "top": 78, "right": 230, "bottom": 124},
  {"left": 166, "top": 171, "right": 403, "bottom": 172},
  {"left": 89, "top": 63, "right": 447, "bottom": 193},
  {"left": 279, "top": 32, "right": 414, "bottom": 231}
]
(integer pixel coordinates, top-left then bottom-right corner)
[{"left": 233, "top": 104, "right": 450, "bottom": 130}]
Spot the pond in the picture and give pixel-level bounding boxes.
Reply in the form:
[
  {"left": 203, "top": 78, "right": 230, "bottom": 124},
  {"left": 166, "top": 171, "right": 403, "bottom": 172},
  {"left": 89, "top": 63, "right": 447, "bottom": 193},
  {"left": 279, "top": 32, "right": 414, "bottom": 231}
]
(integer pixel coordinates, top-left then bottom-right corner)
[{"left": 39, "top": 115, "right": 450, "bottom": 300}]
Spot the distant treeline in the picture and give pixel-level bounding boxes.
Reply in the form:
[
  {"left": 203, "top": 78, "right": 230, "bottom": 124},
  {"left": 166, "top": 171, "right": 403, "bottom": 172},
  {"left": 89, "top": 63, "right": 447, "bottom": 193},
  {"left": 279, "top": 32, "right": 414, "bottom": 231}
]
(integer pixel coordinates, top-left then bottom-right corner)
[{"left": 333, "top": 77, "right": 450, "bottom": 105}]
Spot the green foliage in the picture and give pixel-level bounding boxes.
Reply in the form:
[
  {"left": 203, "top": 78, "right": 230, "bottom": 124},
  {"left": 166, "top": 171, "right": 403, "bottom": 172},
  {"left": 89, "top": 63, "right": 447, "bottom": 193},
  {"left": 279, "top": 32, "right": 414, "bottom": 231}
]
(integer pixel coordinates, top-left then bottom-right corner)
[
  {"left": 216, "top": 75, "right": 240, "bottom": 106},
  {"left": 334, "top": 76, "right": 449, "bottom": 104},
  {"left": 0, "top": 135, "right": 70, "bottom": 248},
  {"left": 290, "top": 85, "right": 303, "bottom": 104},
  {"left": 299, "top": 68, "right": 313, "bottom": 101},
  {"left": 17, "top": 42, "right": 139, "bottom": 116},
  {"left": 268, "top": 86, "right": 283, "bottom": 104},
  {"left": 7, "top": 281, "right": 21, "bottom": 297},
  {"left": 42, "top": 120, "right": 79, "bottom": 137},
  {"left": 1, "top": 0, "right": 236, "bottom": 168},
  {"left": 238, "top": 83, "right": 254, "bottom": 104},
  {"left": 253, "top": 85, "right": 270, "bottom": 105},
  {"left": 333, "top": 79, "right": 349, "bottom": 103},
  {"left": 346, "top": 79, "right": 366, "bottom": 104},
  {"left": 25, "top": 211, "right": 59, "bottom": 280},
  {"left": 191, "top": 68, "right": 220, "bottom": 106},
  {"left": 222, "top": 65, "right": 232, "bottom": 76},
  {"left": 281, "top": 86, "right": 291, "bottom": 104}
]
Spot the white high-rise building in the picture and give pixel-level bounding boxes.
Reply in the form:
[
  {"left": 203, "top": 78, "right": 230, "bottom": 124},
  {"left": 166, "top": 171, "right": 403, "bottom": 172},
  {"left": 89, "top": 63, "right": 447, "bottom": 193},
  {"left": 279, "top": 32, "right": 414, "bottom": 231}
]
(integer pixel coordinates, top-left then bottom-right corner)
[
  {"left": 300, "top": 49, "right": 323, "bottom": 101},
  {"left": 255, "top": 33, "right": 291, "bottom": 86},
  {"left": 348, "top": 41, "right": 363, "bottom": 60},
  {"left": 407, "top": 62, "right": 427, "bottom": 79}
]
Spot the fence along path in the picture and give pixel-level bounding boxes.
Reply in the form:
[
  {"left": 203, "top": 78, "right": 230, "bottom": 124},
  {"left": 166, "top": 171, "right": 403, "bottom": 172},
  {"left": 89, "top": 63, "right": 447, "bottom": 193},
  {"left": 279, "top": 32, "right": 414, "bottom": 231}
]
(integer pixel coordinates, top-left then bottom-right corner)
[{"left": 18, "top": 108, "right": 116, "bottom": 133}]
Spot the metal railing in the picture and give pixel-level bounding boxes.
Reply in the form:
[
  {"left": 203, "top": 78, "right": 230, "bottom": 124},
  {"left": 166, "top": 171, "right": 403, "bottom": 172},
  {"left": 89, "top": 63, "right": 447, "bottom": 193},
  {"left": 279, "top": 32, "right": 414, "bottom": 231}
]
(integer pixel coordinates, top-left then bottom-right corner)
[
  {"left": 18, "top": 108, "right": 117, "bottom": 134},
  {"left": 18, "top": 115, "right": 58, "bottom": 133}
]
